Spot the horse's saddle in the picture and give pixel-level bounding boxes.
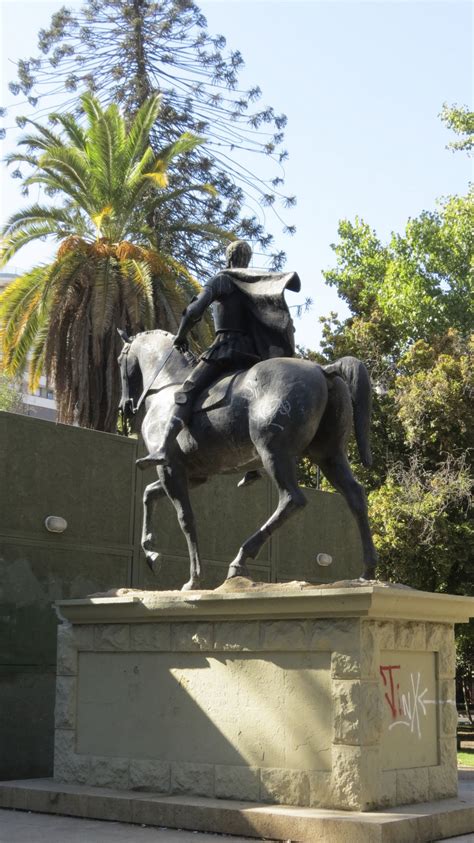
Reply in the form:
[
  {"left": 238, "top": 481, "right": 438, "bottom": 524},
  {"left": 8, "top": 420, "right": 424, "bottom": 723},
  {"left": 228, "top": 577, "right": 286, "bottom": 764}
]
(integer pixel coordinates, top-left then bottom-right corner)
[{"left": 193, "top": 370, "right": 244, "bottom": 414}]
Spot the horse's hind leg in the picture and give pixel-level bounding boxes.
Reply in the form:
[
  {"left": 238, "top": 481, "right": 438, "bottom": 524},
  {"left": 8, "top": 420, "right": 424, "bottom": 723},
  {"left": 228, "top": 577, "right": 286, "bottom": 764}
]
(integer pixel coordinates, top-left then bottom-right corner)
[
  {"left": 227, "top": 450, "right": 307, "bottom": 579},
  {"left": 160, "top": 465, "right": 202, "bottom": 591},
  {"left": 318, "top": 453, "right": 377, "bottom": 580},
  {"left": 142, "top": 477, "right": 166, "bottom": 572}
]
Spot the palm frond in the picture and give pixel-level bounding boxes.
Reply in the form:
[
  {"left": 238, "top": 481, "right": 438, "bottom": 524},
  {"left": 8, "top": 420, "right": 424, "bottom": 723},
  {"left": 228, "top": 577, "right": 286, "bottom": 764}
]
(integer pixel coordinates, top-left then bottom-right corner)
[
  {"left": 156, "top": 132, "right": 206, "bottom": 166},
  {"left": 49, "top": 112, "right": 88, "bottom": 150},
  {"left": 0, "top": 266, "right": 48, "bottom": 374},
  {"left": 154, "top": 183, "right": 218, "bottom": 203},
  {"left": 86, "top": 107, "right": 116, "bottom": 200},
  {"left": 4, "top": 152, "right": 40, "bottom": 167},
  {"left": 120, "top": 259, "right": 155, "bottom": 329},
  {"left": 91, "top": 205, "right": 114, "bottom": 235},
  {"left": 122, "top": 94, "right": 162, "bottom": 172},
  {"left": 80, "top": 93, "right": 104, "bottom": 126},
  {"left": 38, "top": 147, "right": 91, "bottom": 199},
  {"left": 16, "top": 118, "right": 64, "bottom": 150},
  {"left": 1, "top": 204, "right": 77, "bottom": 238},
  {"left": 28, "top": 321, "right": 49, "bottom": 391},
  {"left": 143, "top": 170, "right": 169, "bottom": 188},
  {"left": 22, "top": 170, "right": 90, "bottom": 212},
  {"left": 1, "top": 223, "right": 64, "bottom": 265},
  {"left": 89, "top": 256, "right": 120, "bottom": 352}
]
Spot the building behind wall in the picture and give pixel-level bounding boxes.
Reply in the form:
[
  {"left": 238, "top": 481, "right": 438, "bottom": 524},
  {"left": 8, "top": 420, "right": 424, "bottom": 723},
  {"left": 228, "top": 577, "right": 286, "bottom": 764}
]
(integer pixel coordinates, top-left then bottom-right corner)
[{"left": 0, "top": 271, "right": 57, "bottom": 422}]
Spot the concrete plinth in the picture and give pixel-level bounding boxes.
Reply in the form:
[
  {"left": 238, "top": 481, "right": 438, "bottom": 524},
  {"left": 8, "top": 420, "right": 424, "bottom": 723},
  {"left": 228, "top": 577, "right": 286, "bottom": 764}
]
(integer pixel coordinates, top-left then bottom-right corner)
[
  {"left": 0, "top": 776, "right": 473, "bottom": 843},
  {"left": 50, "top": 581, "right": 473, "bottom": 814}
]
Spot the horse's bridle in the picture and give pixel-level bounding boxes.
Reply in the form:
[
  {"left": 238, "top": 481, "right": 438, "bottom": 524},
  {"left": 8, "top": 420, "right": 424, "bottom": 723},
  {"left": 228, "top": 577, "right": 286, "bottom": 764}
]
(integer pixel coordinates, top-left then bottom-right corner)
[
  {"left": 119, "top": 341, "right": 179, "bottom": 435},
  {"left": 134, "top": 344, "right": 177, "bottom": 414},
  {"left": 118, "top": 342, "right": 135, "bottom": 435}
]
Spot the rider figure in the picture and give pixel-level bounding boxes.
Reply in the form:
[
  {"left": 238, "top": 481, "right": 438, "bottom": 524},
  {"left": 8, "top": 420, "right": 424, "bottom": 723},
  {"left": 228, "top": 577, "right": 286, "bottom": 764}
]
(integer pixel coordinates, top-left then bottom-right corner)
[{"left": 137, "top": 240, "right": 300, "bottom": 468}]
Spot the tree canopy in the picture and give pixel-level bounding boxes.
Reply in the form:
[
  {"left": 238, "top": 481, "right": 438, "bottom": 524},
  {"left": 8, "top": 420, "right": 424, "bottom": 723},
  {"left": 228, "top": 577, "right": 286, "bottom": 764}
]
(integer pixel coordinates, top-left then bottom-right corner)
[
  {"left": 3, "top": 0, "right": 295, "bottom": 274},
  {"left": 440, "top": 103, "right": 474, "bottom": 153},
  {"left": 301, "top": 126, "right": 473, "bottom": 596}
]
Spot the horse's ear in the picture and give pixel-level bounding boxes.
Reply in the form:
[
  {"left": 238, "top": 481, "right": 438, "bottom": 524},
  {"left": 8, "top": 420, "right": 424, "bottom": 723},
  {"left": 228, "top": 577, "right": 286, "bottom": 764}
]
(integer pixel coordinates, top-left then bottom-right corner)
[{"left": 117, "top": 328, "right": 130, "bottom": 344}]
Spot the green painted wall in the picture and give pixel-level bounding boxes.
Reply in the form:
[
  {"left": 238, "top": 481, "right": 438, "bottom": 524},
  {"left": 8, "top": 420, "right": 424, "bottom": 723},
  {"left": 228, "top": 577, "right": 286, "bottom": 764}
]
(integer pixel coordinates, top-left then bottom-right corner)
[{"left": 0, "top": 411, "right": 363, "bottom": 779}]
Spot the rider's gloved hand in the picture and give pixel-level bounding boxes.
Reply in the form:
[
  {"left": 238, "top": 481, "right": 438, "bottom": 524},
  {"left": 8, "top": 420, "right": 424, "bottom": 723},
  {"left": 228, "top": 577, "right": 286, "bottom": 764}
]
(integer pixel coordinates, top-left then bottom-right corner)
[{"left": 173, "top": 334, "right": 189, "bottom": 353}]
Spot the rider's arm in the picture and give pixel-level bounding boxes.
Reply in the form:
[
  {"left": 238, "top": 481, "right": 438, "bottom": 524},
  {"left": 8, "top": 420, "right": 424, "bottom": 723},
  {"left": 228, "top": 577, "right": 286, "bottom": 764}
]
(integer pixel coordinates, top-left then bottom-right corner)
[
  {"left": 176, "top": 288, "right": 213, "bottom": 339},
  {"left": 174, "top": 274, "right": 232, "bottom": 347}
]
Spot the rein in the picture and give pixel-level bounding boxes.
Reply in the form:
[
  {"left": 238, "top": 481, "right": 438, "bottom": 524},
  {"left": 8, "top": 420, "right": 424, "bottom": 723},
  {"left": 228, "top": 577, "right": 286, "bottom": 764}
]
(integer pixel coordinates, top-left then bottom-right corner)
[{"left": 135, "top": 344, "right": 176, "bottom": 413}]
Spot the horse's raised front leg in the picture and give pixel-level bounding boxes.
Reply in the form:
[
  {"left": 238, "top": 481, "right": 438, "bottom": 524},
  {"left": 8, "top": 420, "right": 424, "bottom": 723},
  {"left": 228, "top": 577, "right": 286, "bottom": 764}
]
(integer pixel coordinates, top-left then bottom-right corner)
[
  {"left": 160, "top": 465, "right": 202, "bottom": 591},
  {"left": 318, "top": 453, "right": 377, "bottom": 580},
  {"left": 142, "top": 477, "right": 166, "bottom": 573},
  {"left": 227, "top": 450, "right": 307, "bottom": 580}
]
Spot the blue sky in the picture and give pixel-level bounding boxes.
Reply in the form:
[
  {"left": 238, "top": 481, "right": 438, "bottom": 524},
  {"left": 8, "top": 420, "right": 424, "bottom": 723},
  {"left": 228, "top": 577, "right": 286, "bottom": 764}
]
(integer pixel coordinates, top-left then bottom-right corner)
[{"left": 1, "top": 0, "right": 472, "bottom": 349}]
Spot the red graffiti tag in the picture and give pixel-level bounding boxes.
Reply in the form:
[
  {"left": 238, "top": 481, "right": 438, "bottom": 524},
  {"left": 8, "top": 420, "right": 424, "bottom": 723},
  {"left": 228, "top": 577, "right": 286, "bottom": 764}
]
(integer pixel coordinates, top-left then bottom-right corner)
[{"left": 380, "top": 664, "right": 401, "bottom": 719}]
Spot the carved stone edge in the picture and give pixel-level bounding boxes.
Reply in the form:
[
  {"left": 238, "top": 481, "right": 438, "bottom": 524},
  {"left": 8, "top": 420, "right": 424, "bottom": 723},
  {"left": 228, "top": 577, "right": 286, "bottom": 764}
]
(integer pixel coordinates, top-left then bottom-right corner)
[{"left": 54, "top": 586, "right": 474, "bottom": 625}]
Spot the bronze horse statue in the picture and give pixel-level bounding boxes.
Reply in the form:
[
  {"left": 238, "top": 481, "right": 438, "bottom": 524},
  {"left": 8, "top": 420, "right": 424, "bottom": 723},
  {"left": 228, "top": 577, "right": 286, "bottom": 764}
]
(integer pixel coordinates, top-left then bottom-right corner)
[{"left": 118, "top": 329, "right": 377, "bottom": 590}]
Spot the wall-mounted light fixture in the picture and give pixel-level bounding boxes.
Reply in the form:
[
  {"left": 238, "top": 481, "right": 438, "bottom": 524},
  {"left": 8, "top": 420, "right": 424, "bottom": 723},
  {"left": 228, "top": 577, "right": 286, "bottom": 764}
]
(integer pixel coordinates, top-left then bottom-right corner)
[
  {"left": 316, "top": 552, "right": 332, "bottom": 567},
  {"left": 44, "top": 516, "right": 68, "bottom": 533}
]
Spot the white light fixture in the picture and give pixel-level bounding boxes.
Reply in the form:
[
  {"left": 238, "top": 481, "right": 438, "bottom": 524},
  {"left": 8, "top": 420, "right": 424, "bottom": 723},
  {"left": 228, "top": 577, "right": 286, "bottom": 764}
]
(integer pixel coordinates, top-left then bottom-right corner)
[
  {"left": 316, "top": 552, "right": 332, "bottom": 567},
  {"left": 44, "top": 516, "right": 68, "bottom": 533}
]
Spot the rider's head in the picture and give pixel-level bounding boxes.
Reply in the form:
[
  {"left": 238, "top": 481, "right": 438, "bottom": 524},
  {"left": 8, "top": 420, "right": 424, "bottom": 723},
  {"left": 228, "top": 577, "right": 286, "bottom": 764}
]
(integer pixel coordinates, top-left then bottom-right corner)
[{"left": 225, "top": 240, "right": 252, "bottom": 269}]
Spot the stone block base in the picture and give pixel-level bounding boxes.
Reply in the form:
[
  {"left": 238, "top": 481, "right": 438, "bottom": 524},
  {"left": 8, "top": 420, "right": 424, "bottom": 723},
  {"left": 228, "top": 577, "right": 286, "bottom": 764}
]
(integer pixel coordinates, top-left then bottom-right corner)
[
  {"left": 0, "top": 777, "right": 473, "bottom": 843},
  {"left": 53, "top": 581, "right": 474, "bottom": 811}
]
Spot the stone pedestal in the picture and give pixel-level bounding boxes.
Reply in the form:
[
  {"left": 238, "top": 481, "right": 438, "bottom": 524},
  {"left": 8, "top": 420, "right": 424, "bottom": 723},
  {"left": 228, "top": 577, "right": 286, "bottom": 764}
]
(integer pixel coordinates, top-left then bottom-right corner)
[{"left": 53, "top": 582, "right": 473, "bottom": 812}]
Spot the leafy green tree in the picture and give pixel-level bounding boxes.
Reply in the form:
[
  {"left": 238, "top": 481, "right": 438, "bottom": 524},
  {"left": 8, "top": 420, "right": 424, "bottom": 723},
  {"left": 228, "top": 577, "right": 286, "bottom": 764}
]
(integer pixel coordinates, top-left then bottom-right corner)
[
  {"left": 456, "top": 624, "right": 474, "bottom": 724},
  {"left": 0, "top": 93, "right": 218, "bottom": 431},
  {"left": 440, "top": 103, "right": 474, "bottom": 153},
  {"left": 395, "top": 332, "right": 473, "bottom": 462},
  {"left": 0, "top": 369, "right": 26, "bottom": 414},
  {"left": 3, "top": 0, "right": 295, "bottom": 273},
  {"left": 308, "top": 109, "right": 473, "bottom": 695},
  {"left": 304, "top": 181, "right": 473, "bottom": 602},
  {"left": 324, "top": 192, "right": 474, "bottom": 350},
  {"left": 369, "top": 455, "right": 472, "bottom": 594}
]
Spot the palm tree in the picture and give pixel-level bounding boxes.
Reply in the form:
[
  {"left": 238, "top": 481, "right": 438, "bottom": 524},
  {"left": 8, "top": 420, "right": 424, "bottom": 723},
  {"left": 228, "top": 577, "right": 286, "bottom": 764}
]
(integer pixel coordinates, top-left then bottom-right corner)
[{"left": 0, "top": 93, "right": 228, "bottom": 430}]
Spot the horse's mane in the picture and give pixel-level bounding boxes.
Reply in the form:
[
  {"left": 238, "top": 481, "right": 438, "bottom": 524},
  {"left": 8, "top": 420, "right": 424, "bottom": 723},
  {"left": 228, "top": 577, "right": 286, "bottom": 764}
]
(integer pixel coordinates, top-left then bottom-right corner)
[
  {"left": 134, "top": 329, "right": 174, "bottom": 339},
  {"left": 131, "top": 328, "right": 192, "bottom": 383}
]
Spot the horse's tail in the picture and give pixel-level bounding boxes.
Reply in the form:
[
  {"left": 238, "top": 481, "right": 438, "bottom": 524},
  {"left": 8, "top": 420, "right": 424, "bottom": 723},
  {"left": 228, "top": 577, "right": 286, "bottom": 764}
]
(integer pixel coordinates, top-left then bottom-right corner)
[{"left": 322, "top": 356, "right": 373, "bottom": 467}]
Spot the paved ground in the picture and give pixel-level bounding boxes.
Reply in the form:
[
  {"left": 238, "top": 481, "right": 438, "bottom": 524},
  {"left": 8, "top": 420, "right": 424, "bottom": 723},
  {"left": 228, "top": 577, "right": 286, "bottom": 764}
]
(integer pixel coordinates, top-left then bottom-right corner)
[
  {"left": 0, "top": 810, "right": 255, "bottom": 843},
  {"left": 0, "top": 810, "right": 473, "bottom": 843}
]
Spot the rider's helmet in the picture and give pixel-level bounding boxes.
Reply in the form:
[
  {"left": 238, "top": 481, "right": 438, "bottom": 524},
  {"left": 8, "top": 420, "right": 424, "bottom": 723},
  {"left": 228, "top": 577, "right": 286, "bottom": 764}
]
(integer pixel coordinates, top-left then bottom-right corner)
[{"left": 225, "top": 240, "right": 252, "bottom": 269}]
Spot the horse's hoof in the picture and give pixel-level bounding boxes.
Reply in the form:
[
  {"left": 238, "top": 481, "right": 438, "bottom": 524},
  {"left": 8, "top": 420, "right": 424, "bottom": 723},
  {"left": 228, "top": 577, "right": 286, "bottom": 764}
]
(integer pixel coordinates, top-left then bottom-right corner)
[
  {"left": 226, "top": 563, "right": 250, "bottom": 580},
  {"left": 237, "top": 470, "right": 262, "bottom": 489},
  {"left": 145, "top": 551, "right": 161, "bottom": 573},
  {"left": 136, "top": 452, "right": 168, "bottom": 470},
  {"left": 181, "top": 578, "right": 201, "bottom": 591}
]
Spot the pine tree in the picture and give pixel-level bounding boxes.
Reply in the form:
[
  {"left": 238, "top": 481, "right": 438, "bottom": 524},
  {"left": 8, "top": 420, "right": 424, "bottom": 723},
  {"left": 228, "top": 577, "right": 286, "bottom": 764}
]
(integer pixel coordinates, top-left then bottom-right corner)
[{"left": 3, "top": 0, "right": 296, "bottom": 274}]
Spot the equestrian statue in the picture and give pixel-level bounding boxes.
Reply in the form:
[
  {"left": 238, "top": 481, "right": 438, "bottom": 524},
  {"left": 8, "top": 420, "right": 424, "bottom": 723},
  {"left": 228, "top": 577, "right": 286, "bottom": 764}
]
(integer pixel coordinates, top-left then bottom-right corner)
[{"left": 118, "top": 240, "right": 377, "bottom": 590}]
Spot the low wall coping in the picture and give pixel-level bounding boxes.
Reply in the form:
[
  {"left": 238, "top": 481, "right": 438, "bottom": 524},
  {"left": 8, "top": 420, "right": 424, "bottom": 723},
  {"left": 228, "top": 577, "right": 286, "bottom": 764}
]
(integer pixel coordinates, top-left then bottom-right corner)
[{"left": 55, "top": 581, "right": 474, "bottom": 625}]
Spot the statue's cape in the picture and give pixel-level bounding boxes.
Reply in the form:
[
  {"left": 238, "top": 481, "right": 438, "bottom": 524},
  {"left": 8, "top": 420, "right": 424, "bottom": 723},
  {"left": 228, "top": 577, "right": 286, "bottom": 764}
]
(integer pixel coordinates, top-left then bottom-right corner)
[{"left": 216, "top": 268, "right": 301, "bottom": 359}]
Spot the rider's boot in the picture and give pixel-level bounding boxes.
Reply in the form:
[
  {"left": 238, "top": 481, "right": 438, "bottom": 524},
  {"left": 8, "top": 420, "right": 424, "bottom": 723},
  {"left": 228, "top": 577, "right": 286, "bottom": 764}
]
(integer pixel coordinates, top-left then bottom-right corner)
[
  {"left": 135, "top": 360, "right": 220, "bottom": 471},
  {"left": 136, "top": 409, "right": 187, "bottom": 470}
]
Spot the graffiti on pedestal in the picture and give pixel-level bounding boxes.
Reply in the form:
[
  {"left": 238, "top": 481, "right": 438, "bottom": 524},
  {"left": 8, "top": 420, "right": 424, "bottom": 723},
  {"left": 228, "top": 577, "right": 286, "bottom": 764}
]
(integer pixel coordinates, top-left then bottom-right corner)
[{"left": 379, "top": 663, "right": 454, "bottom": 739}]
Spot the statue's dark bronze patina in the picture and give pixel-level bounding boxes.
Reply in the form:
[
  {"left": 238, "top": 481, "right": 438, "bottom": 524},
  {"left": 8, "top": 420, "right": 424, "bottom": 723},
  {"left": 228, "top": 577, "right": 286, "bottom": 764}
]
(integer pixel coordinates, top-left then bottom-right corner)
[
  {"left": 118, "top": 241, "right": 377, "bottom": 590},
  {"left": 136, "top": 240, "right": 301, "bottom": 469}
]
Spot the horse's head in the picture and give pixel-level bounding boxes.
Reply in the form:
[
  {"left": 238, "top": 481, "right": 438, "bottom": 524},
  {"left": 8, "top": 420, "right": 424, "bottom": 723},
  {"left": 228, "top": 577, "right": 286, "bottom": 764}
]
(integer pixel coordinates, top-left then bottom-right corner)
[
  {"left": 117, "top": 329, "right": 143, "bottom": 420},
  {"left": 117, "top": 328, "right": 187, "bottom": 427}
]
